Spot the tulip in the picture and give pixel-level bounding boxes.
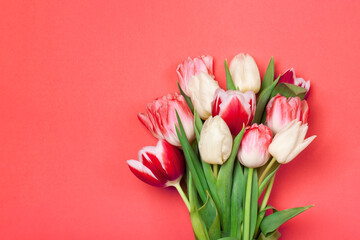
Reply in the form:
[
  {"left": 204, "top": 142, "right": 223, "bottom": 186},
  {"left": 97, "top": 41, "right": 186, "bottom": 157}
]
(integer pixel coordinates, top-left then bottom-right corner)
[
  {"left": 198, "top": 116, "right": 233, "bottom": 165},
  {"left": 188, "top": 72, "right": 220, "bottom": 119},
  {"left": 127, "top": 140, "right": 184, "bottom": 187},
  {"left": 238, "top": 124, "right": 273, "bottom": 168},
  {"left": 266, "top": 94, "right": 309, "bottom": 134},
  {"left": 212, "top": 89, "right": 256, "bottom": 135},
  {"left": 176, "top": 55, "right": 214, "bottom": 96},
  {"left": 229, "top": 53, "right": 261, "bottom": 93},
  {"left": 268, "top": 120, "right": 316, "bottom": 164},
  {"left": 138, "top": 93, "right": 195, "bottom": 147},
  {"left": 278, "top": 68, "right": 310, "bottom": 98}
]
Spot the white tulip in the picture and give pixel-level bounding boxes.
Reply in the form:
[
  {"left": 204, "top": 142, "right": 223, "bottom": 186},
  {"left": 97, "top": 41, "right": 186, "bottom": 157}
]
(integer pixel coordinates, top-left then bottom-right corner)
[
  {"left": 198, "top": 116, "right": 233, "bottom": 165},
  {"left": 188, "top": 72, "right": 220, "bottom": 119},
  {"left": 268, "top": 120, "right": 316, "bottom": 164},
  {"left": 229, "top": 53, "right": 261, "bottom": 93}
]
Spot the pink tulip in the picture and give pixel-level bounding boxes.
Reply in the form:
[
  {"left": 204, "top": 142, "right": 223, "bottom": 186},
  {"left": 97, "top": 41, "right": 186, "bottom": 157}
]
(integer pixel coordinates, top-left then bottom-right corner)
[
  {"left": 238, "top": 124, "right": 273, "bottom": 168},
  {"left": 211, "top": 89, "right": 256, "bottom": 135},
  {"left": 138, "top": 93, "right": 195, "bottom": 147},
  {"left": 176, "top": 55, "right": 214, "bottom": 96},
  {"left": 266, "top": 94, "right": 309, "bottom": 134},
  {"left": 278, "top": 68, "right": 310, "bottom": 98},
  {"left": 127, "top": 140, "right": 184, "bottom": 187}
]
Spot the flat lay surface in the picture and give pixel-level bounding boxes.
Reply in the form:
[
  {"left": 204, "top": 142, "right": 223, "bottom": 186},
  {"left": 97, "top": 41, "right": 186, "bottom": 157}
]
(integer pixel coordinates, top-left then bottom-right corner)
[{"left": 0, "top": 0, "right": 359, "bottom": 239}]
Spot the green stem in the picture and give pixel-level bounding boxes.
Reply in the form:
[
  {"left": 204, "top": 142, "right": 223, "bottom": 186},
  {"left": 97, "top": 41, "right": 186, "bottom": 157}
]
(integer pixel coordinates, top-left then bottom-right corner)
[
  {"left": 243, "top": 168, "right": 254, "bottom": 240},
  {"left": 174, "top": 183, "right": 190, "bottom": 211},
  {"left": 213, "top": 164, "right": 218, "bottom": 178},
  {"left": 260, "top": 175, "right": 275, "bottom": 211},
  {"left": 254, "top": 175, "right": 276, "bottom": 237},
  {"left": 258, "top": 157, "right": 277, "bottom": 185}
]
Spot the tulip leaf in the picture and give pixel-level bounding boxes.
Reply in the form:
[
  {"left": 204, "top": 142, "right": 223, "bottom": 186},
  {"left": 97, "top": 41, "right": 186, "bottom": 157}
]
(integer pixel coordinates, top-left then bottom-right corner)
[
  {"left": 217, "top": 238, "right": 238, "bottom": 240},
  {"left": 258, "top": 230, "right": 281, "bottom": 240},
  {"left": 230, "top": 161, "right": 244, "bottom": 239},
  {"left": 216, "top": 126, "right": 245, "bottom": 233},
  {"left": 194, "top": 110, "right": 203, "bottom": 142},
  {"left": 253, "top": 76, "right": 279, "bottom": 124},
  {"left": 260, "top": 205, "right": 313, "bottom": 237},
  {"left": 270, "top": 82, "right": 307, "bottom": 100},
  {"left": 260, "top": 57, "right": 274, "bottom": 92},
  {"left": 198, "top": 192, "right": 221, "bottom": 240},
  {"left": 258, "top": 165, "right": 280, "bottom": 196},
  {"left": 190, "top": 210, "right": 210, "bottom": 240},
  {"left": 225, "top": 60, "right": 236, "bottom": 90},
  {"left": 188, "top": 172, "right": 201, "bottom": 211},
  {"left": 177, "top": 81, "right": 194, "bottom": 112},
  {"left": 254, "top": 205, "right": 276, "bottom": 238},
  {"left": 176, "top": 110, "right": 209, "bottom": 203}
]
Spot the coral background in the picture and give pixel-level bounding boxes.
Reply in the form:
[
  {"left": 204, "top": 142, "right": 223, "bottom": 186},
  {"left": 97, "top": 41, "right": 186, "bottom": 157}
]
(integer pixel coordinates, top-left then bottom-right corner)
[{"left": 0, "top": 0, "right": 359, "bottom": 239}]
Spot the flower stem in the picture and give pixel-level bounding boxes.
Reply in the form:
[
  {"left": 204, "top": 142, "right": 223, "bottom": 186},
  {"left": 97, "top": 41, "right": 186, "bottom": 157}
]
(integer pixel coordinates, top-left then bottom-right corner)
[
  {"left": 174, "top": 183, "right": 190, "bottom": 211},
  {"left": 254, "top": 175, "right": 276, "bottom": 237},
  {"left": 243, "top": 167, "right": 254, "bottom": 240},
  {"left": 213, "top": 164, "right": 218, "bottom": 178},
  {"left": 258, "top": 157, "right": 277, "bottom": 185},
  {"left": 260, "top": 175, "right": 275, "bottom": 211}
]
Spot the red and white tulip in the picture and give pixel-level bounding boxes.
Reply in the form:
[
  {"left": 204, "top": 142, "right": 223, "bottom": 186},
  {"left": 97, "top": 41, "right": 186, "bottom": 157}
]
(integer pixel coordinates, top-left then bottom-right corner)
[
  {"left": 266, "top": 94, "right": 309, "bottom": 134},
  {"left": 268, "top": 120, "right": 316, "bottom": 164},
  {"left": 238, "top": 124, "right": 273, "bottom": 168},
  {"left": 212, "top": 89, "right": 256, "bottom": 135},
  {"left": 176, "top": 55, "right": 214, "bottom": 96},
  {"left": 138, "top": 93, "right": 195, "bottom": 147},
  {"left": 229, "top": 53, "right": 261, "bottom": 93},
  {"left": 278, "top": 68, "right": 310, "bottom": 98},
  {"left": 127, "top": 140, "right": 184, "bottom": 187}
]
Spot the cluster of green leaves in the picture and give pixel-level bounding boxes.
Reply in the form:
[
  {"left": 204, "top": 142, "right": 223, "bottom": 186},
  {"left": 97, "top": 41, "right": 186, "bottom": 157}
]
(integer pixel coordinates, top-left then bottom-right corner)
[{"left": 176, "top": 58, "right": 312, "bottom": 240}]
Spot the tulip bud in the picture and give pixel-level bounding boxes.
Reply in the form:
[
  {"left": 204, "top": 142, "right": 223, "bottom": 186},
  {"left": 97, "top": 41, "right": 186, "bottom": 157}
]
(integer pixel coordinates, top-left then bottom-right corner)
[
  {"left": 229, "top": 53, "right": 261, "bottom": 93},
  {"left": 238, "top": 124, "right": 273, "bottom": 168},
  {"left": 212, "top": 89, "right": 256, "bottom": 135},
  {"left": 266, "top": 94, "right": 309, "bottom": 134},
  {"left": 138, "top": 93, "right": 195, "bottom": 147},
  {"left": 176, "top": 55, "right": 214, "bottom": 96},
  {"left": 188, "top": 72, "right": 220, "bottom": 119},
  {"left": 268, "top": 120, "right": 316, "bottom": 164},
  {"left": 127, "top": 140, "right": 184, "bottom": 187},
  {"left": 278, "top": 68, "right": 310, "bottom": 99},
  {"left": 198, "top": 116, "right": 233, "bottom": 165}
]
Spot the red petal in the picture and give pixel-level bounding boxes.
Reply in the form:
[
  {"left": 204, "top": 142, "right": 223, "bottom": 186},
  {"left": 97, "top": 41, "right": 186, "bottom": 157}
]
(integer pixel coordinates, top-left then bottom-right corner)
[
  {"left": 220, "top": 97, "right": 250, "bottom": 135},
  {"left": 160, "top": 140, "right": 184, "bottom": 181},
  {"left": 127, "top": 160, "right": 166, "bottom": 187}
]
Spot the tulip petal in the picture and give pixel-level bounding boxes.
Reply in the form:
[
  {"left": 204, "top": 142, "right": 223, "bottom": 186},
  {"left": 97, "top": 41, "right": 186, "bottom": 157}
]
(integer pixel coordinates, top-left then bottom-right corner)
[
  {"left": 158, "top": 140, "right": 184, "bottom": 181},
  {"left": 127, "top": 160, "right": 166, "bottom": 187},
  {"left": 285, "top": 135, "right": 316, "bottom": 163}
]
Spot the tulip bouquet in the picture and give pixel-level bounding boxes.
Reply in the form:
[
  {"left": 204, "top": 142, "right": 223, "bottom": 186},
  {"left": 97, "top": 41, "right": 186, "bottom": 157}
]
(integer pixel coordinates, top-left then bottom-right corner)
[{"left": 127, "top": 54, "right": 316, "bottom": 240}]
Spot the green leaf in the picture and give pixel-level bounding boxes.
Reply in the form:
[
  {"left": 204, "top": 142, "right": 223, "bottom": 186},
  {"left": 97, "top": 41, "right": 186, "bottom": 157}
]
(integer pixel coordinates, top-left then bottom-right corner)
[
  {"left": 258, "top": 166, "right": 280, "bottom": 196},
  {"left": 176, "top": 111, "right": 209, "bottom": 203},
  {"left": 254, "top": 205, "right": 276, "bottom": 238},
  {"left": 188, "top": 172, "right": 201, "bottom": 212},
  {"left": 216, "top": 126, "right": 245, "bottom": 233},
  {"left": 258, "top": 230, "right": 281, "bottom": 240},
  {"left": 260, "top": 57, "right": 274, "bottom": 92},
  {"left": 225, "top": 60, "right": 236, "bottom": 90},
  {"left": 230, "top": 161, "right": 244, "bottom": 238},
  {"left": 198, "top": 192, "right": 221, "bottom": 240},
  {"left": 190, "top": 210, "right": 210, "bottom": 240},
  {"left": 250, "top": 169, "right": 258, "bottom": 239},
  {"left": 270, "top": 82, "right": 307, "bottom": 100},
  {"left": 253, "top": 76, "right": 279, "bottom": 124},
  {"left": 194, "top": 110, "right": 203, "bottom": 142},
  {"left": 260, "top": 205, "right": 314, "bottom": 237},
  {"left": 217, "top": 237, "right": 238, "bottom": 240},
  {"left": 177, "top": 81, "right": 194, "bottom": 112}
]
